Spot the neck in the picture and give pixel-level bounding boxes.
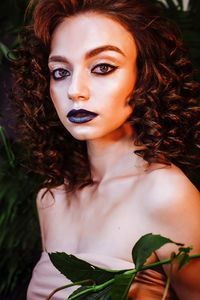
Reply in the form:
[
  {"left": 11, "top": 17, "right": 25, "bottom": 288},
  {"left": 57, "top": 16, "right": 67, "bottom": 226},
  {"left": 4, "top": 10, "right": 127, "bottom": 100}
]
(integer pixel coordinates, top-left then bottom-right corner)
[{"left": 87, "top": 124, "right": 147, "bottom": 183}]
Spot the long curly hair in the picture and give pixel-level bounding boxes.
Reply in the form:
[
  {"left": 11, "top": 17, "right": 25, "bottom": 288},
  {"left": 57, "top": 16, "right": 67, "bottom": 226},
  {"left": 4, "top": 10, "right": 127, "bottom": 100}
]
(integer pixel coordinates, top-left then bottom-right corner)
[{"left": 10, "top": 0, "right": 200, "bottom": 192}]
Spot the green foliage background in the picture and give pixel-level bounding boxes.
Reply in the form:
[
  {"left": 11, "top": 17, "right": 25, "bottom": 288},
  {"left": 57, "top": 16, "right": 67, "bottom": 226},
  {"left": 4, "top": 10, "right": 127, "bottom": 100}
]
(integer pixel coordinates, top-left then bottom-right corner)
[
  {"left": 0, "top": 132, "right": 42, "bottom": 299},
  {"left": 0, "top": 0, "right": 199, "bottom": 299}
]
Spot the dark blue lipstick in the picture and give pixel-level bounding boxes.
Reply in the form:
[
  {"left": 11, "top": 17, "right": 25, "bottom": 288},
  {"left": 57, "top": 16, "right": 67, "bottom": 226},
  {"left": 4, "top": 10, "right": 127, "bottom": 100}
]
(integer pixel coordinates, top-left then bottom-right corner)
[{"left": 67, "top": 109, "right": 98, "bottom": 124}]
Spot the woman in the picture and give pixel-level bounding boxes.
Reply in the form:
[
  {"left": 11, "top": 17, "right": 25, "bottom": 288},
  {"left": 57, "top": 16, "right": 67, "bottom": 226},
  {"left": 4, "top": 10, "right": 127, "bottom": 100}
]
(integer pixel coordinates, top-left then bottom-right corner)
[{"left": 11, "top": 0, "right": 200, "bottom": 299}]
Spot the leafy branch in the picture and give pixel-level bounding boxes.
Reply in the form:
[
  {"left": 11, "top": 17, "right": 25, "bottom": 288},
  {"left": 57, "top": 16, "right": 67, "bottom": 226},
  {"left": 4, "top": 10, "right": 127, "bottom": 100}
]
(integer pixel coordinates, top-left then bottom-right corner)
[
  {"left": 0, "top": 129, "right": 42, "bottom": 296},
  {"left": 48, "top": 233, "right": 200, "bottom": 300},
  {"left": 0, "top": 126, "right": 15, "bottom": 167}
]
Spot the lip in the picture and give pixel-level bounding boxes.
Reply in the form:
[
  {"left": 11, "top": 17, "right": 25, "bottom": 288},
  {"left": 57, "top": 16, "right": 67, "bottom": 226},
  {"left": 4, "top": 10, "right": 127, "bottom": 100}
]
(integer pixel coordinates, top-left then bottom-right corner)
[{"left": 67, "top": 109, "right": 98, "bottom": 124}]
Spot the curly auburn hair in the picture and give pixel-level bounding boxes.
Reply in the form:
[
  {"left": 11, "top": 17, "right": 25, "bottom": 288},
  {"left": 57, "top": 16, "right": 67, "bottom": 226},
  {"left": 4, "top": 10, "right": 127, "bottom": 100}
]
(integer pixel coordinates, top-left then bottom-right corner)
[{"left": 11, "top": 0, "right": 200, "bottom": 192}]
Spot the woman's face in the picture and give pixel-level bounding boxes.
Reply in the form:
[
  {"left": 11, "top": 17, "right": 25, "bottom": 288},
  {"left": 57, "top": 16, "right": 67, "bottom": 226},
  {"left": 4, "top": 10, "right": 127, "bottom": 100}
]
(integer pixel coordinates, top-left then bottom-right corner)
[{"left": 48, "top": 12, "right": 137, "bottom": 141}]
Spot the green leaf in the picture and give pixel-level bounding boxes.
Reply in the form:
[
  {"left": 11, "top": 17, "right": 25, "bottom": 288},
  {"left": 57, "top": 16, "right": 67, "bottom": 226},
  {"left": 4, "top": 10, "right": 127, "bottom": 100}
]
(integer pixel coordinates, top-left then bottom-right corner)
[
  {"left": 111, "top": 272, "right": 136, "bottom": 300},
  {"left": 0, "top": 42, "right": 16, "bottom": 61},
  {"left": 174, "top": 245, "right": 193, "bottom": 271},
  {"left": 69, "top": 285, "right": 112, "bottom": 300},
  {"left": 68, "top": 286, "right": 93, "bottom": 299},
  {"left": 176, "top": 0, "right": 183, "bottom": 10},
  {"left": 0, "top": 51, "right": 3, "bottom": 64},
  {"left": 132, "top": 233, "right": 183, "bottom": 270},
  {"left": 177, "top": 253, "right": 190, "bottom": 271},
  {"left": 188, "top": 0, "right": 200, "bottom": 13},
  {"left": 0, "top": 185, "right": 8, "bottom": 200},
  {"left": 11, "top": 37, "right": 19, "bottom": 47},
  {"left": 0, "top": 126, "right": 15, "bottom": 167},
  {"left": 0, "top": 42, "right": 10, "bottom": 58},
  {"left": 178, "top": 246, "right": 193, "bottom": 254},
  {"left": 165, "top": 0, "right": 178, "bottom": 10},
  {"left": 49, "top": 252, "right": 120, "bottom": 285}
]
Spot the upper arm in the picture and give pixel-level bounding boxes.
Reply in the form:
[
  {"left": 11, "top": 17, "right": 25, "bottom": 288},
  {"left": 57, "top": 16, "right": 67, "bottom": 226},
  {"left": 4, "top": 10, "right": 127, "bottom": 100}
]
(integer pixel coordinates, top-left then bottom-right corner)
[
  {"left": 146, "top": 167, "right": 200, "bottom": 299},
  {"left": 36, "top": 185, "right": 68, "bottom": 251},
  {"left": 36, "top": 188, "right": 57, "bottom": 250},
  {"left": 36, "top": 188, "right": 48, "bottom": 250}
]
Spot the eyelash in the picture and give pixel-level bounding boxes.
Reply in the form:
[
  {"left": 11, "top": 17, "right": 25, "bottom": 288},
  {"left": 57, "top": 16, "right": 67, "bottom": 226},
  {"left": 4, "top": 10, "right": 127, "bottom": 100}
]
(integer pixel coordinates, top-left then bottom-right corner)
[
  {"left": 91, "top": 63, "right": 118, "bottom": 75},
  {"left": 51, "top": 63, "right": 118, "bottom": 80},
  {"left": 51, "top": 68, "right": 70, "bottom": 80}
]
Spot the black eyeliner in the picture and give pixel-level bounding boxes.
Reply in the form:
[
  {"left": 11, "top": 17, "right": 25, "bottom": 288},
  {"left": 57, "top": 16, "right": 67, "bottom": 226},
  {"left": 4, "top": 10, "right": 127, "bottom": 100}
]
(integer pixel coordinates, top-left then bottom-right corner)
[
  {"left": 91, "top": 63, "right": 118, "bottom": 75},
  {"left": 51, "top": 68, "right": 69, "bottom": 80}
]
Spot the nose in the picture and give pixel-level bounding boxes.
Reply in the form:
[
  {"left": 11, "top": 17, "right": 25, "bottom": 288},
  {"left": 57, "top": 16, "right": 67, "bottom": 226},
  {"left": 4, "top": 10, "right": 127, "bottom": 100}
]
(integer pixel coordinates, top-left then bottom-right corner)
[{"left": 67, "top": 70, "right": 90, "bottom": 101}]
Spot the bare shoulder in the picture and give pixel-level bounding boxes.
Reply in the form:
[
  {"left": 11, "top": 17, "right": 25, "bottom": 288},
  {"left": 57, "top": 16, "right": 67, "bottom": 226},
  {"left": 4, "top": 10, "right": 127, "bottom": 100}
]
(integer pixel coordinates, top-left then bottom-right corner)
[
  {"left": 140, "top": 164, "right": 200, "bottom": 247},
  {"left": 143, "top": 164, "right": 199, "bottom": 213},
  {"left": 36, "top": 185, "right": 69, "bottom": 231},
  {"left": 36, "top": 185, "right": 69, "bottom": 250},
  {"left": 142, "top": 165, "right": 200, "bottom": 299},
  {"left": 36, "top": 184, "right": 68, "bottom": 211}
]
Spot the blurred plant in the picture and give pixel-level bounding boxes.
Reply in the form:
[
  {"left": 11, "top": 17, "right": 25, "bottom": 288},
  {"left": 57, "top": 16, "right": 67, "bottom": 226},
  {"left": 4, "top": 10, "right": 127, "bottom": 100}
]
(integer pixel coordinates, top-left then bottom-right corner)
[
  {"left": 0, "top": 128, "right": 42, "bottom": 299},
  {"left": 0, "top": 0, "right": 34, "bottom": 65},
  {"left": 0, "top": 4, "right": 40, "bottom": 295},
  {"left": 151, "top": 0, "right": 200, "bottom": 79},
  {"left": 0, "top": 0, "right": 199, "bottom": 298},
  {"left": 0, "top": 0, "right": 200, "bottom": 75},
  {"left": 0, "top": 126, "right": 15, "bottom": 167},
  {"left": 47, "top": 233, "right": 200, "bottom": 300}
]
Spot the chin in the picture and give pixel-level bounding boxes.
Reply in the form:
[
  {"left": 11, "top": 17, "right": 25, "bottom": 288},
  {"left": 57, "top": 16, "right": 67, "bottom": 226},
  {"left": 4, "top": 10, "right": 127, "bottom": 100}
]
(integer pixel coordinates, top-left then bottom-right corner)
[
  {"left": 67, "top": 129, "right": 95, "bottom": 141},
  {"left": 71, "top": 134, "right": 89, "bottom": 141},
  {"left": 67, "top": 128, "right": 106, "bottom": 141}
]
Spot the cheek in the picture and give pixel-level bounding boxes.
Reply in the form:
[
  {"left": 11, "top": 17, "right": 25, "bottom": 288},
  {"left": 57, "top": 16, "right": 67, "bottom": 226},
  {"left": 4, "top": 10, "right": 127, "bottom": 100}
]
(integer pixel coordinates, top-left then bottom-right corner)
[
  {"left": 106, "top": 68, "right": 135, "bottom": 95},
  {"left": 49, "top": 84, "right": 66, "bottom": 112},
  {"left": 49, "top": 84, "right": 58, "bottom": 106},
  {"left": 97, "top": 76, "right": 135, "bottom": 111}
]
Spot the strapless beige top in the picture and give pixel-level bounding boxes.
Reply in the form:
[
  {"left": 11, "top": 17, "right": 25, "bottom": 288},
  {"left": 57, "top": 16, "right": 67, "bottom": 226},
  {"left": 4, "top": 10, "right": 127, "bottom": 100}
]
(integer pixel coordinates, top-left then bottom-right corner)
[{"left": 27, "top": 252, "right": 178, "bottom": 299}]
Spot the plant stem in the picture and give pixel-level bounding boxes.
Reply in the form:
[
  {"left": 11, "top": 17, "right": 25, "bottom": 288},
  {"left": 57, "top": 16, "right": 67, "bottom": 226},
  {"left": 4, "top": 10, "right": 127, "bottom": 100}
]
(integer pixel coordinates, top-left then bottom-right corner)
[
  {"left": 0, "top": 126, "right": 15, "bottom": 167},
  {"left": 64, "top": 254, "right": 200, "bottom": 300},
  {"left": 68, "top": 278, "right": 114, "bottom": 300},
  {"left": 47, "top": 279, "right": 94, "bottom": 300},
  {"left": 162, "top": 260, "right": 173, "bottom": 300}
]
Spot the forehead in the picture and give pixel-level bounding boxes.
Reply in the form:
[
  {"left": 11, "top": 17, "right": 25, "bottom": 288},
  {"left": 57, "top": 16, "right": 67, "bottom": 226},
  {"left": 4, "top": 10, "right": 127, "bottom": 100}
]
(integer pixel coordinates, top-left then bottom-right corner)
[{"left": 50, "top": 12, "right": 137, "bottom": 60}]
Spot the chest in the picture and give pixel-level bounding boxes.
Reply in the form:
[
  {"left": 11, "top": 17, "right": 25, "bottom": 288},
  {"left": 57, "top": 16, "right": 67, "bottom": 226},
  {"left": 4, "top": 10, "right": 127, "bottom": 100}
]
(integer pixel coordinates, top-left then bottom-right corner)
[{"left": 43, "top": 179, "right": 150, "bottom": 259}]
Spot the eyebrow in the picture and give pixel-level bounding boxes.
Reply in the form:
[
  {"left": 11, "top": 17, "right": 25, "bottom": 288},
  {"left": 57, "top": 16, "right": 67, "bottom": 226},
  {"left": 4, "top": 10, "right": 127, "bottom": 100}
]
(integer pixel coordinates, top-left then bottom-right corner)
[{"left": 48, "top": 45, "right": 125, "bottom": 63}]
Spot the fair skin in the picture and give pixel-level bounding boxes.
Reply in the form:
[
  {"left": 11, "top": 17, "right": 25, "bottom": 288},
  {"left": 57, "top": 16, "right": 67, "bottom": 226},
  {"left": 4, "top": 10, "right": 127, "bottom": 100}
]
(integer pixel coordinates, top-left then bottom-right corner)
[{"left": 37, "top": 12, "right": 200, "bottom": 299}]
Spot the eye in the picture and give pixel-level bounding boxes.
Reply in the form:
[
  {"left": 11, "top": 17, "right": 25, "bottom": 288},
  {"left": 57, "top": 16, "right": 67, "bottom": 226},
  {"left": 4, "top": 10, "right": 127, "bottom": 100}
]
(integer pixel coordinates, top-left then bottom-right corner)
[
  {"left": 91, "top": 63, "right": 118, "bottom": 75},
  {"left": 51, "top": 68, "right": 70, "bottom": 80}
]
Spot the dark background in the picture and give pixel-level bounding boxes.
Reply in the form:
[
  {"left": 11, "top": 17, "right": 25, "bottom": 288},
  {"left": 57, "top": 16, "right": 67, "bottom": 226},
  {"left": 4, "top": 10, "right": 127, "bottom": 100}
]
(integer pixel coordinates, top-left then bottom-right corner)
[{"left": 0, "top": 0, "right": 199, "bottom": 299}]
